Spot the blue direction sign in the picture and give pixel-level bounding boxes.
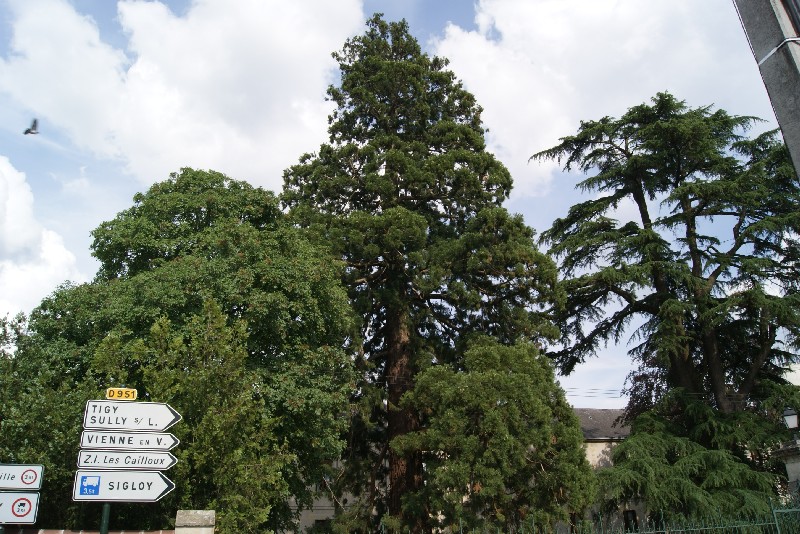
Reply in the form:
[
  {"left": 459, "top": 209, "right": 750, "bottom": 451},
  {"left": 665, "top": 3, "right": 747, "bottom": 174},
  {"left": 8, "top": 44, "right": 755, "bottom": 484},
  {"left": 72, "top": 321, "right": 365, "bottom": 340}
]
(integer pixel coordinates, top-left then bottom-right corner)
[
  {"left": 0, "top": 464, "right": 44, "bottom": 490},
  {"left": 0, "top": 492, "right": 40, "bottom": 524},
  {"left": 73, "top": 470, "right": 175, "bottom": 502},
  {"left": 83, "top": 400, "right": 182, "bottom": 431}
]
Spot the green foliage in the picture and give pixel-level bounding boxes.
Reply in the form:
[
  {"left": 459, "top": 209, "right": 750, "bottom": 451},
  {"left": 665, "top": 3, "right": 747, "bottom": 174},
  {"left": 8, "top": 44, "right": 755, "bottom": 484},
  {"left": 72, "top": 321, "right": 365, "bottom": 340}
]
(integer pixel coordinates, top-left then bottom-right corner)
[
  {"left": 282, "top": 15, "right": 563, "bottom": 530},
  {"left": 395, "top": 337, "right": 596, "bottom": 531},
  {"left": 86, "top": 168, "right": 355, "bottom": 360},
  {"left": 0, "top": 314, "right": 97, "bottom": 527},
  {"left": 283, "top": 15, "right": 559, "bottom": 357},
  {"left": 533, "top": 92, "right": 800, "bottom": 414},
  {"left": 599, "top": 401, "right": 779, "bottom": 521},
  {"left": 141, "top": 301, "right": 290, "bottom": 533},
  {"left": 0, "top": 168, "right": 356, "bottom": 531},
  {"left": 91, "top": 168, "right": 282, "bottom": 280},
  {"left": 533, "top": 92, "right": 800, "bottom": 517}
]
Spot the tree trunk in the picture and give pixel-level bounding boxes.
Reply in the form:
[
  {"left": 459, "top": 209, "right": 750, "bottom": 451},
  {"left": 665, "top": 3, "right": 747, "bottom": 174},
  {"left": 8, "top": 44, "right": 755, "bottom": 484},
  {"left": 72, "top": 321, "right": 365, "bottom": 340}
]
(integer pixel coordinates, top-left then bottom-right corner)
[
  {"left": 385, "top": 306, "right": 425, "bottom": 531},
  {"left": 702, "top": 327, "right": 735, "bottom": 413}
]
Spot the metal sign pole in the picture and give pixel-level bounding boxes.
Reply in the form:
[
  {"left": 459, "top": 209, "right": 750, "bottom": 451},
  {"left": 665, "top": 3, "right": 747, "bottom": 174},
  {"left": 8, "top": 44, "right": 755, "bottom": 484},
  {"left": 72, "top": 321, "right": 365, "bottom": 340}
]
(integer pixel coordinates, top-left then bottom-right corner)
[{"left": 100, "top": 502, "right": 111, "bottom": 534}]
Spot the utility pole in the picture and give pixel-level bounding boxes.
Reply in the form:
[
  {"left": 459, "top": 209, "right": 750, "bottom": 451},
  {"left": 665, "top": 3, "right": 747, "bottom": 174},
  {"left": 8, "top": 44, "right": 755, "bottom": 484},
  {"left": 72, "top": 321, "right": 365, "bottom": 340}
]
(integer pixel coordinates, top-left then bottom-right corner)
[{"left": 734, "top": 0, "right": 800, "bottom": 175}]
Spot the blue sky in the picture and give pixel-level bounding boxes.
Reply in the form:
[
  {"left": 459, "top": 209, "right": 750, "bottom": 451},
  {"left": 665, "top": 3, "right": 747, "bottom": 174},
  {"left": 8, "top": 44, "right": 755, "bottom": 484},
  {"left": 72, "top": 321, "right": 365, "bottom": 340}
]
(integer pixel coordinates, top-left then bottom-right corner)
[{"left": 0, "top": 0, "right": 778, "bottom": 407}]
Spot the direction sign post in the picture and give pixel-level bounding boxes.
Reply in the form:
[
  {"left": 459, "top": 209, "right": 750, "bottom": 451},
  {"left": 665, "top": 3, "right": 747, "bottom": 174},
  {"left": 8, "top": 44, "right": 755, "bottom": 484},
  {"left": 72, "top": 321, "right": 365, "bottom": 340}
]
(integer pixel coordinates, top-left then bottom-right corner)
[
  {"left": 83, "top": 400, "right": 182, "bottom": 432},
  {"left": 73, "top": 470, "right": 175, "bottom": 502},
  {"left": 74, "top": 397, "right": 182, "bottom": 534},
  {"left": 77, "top": 450, "right": 177, "bottom": 470},
  {"left": 80, "top": 430, "right": 179, "bottom": 451}
]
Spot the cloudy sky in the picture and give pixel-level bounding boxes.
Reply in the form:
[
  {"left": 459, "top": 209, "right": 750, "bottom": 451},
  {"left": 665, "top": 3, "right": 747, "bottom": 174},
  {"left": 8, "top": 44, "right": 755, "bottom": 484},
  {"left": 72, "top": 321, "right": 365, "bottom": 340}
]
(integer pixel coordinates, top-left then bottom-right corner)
[{"left": 0, "top": 0, "right": 778, "bottom": 406}]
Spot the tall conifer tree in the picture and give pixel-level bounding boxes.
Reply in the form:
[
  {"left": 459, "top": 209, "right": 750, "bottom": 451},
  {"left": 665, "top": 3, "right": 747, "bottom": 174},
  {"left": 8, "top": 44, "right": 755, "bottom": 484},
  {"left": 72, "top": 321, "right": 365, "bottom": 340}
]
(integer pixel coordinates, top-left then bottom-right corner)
[
  {"left": 533, "top": 93, "right": 800, "bottom": 515},
  {"left": 282, "top": 15, "right": 561, "bottom": 530},
  {"left": 532, "top": 93, "right": 800, "bottom": 418}
]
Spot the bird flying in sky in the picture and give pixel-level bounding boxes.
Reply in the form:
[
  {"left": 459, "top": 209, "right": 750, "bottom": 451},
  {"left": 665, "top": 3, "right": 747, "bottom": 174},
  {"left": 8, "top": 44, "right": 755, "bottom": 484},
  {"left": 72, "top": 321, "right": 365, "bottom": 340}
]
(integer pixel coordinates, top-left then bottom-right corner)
[{"left": 24, "top": 118, "right": 38, "bottom": 135}]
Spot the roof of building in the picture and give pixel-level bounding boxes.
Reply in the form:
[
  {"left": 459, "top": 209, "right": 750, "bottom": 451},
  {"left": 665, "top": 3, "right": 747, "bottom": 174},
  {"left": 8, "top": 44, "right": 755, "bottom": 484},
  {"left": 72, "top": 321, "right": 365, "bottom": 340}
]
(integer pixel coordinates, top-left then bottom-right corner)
[{"left": 575, "top": 408, "right": 630, "bottom": 441}]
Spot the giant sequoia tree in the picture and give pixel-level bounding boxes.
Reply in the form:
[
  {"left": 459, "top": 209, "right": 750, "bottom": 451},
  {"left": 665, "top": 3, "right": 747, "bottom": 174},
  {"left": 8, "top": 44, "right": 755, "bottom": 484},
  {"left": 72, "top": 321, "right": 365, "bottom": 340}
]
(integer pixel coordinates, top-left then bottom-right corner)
[
  {"left": 282, "top": 15, "right": 570, "bottom": 531},
  {"left": 532, "top": 93, "right": 800, "bottom": 512}
]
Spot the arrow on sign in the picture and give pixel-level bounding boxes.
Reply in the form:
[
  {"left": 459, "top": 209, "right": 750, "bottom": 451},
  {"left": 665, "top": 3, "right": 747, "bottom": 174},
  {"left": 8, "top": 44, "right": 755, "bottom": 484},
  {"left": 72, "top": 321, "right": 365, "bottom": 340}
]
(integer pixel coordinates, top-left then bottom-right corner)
[
  {"left": 0, "top": 492, "right": 40, "bottom": 524},
  {"left": 80, "top": 431, "right": 180, "bottom": 451},
  {"left": 0, "top": 464, "right": 44, "bottom": 490},
  {"left": 77, "top": 450, "right": 178, "bottom": 470},
  {"left": 73, "top": 470, "right": 175, "bottom": 502},
  {"left": 83, "top": 400, "right": 182, "bottom": 431}
]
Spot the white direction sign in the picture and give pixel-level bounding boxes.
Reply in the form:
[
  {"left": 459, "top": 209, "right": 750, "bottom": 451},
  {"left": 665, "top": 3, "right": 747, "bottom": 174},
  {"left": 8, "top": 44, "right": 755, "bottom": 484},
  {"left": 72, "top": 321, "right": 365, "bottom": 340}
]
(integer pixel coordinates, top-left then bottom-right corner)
[
  {"left": 83, "top": 400, "right": 182, "bottom": 432},
  {"left": 81, "top": 431, "right": 180, "bottom": 451},
  {"left": 78, "top": 450, "right": 177, "bottom": 470},
  {"left": 0, "top": 464, "right": 44, "bottom": 490},
  {"left": 73, "top": 470, "right": 175, "bottom": 502},
  {"left": 0, "top": 492, "right": 40, "bottom": 524}
]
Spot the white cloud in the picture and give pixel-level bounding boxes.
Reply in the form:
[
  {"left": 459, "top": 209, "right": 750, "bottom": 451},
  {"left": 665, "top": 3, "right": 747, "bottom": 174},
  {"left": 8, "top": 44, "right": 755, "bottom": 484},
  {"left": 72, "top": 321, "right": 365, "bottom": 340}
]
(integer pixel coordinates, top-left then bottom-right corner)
[
  {"left": 0, "top": 160, "right": 39, "bottom": 258},
  {"left": 434, "top": 0, "right": 776, "bottom": 202},
  {"left": 0, "top": 0, "right": 367, "bottom": 315},
  {"left": 0, "top": 0, "right": 128, "bottom": 158},
  {"left": 1, "top": 0, "right": 364, "bottom": 191},
  {"left": 0, "top": 156, "right": 85, "bottom": 317},
  {"left": 54, "top": 166, "right": 91, "bottom": 194}
]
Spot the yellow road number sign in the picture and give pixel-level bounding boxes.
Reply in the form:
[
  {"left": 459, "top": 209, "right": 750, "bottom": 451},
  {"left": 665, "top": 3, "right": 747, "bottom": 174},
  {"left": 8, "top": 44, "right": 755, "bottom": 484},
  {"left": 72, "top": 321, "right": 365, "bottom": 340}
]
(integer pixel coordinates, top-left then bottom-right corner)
[{"left": 106, "top": 388, "right": 137, "bottom": 401}]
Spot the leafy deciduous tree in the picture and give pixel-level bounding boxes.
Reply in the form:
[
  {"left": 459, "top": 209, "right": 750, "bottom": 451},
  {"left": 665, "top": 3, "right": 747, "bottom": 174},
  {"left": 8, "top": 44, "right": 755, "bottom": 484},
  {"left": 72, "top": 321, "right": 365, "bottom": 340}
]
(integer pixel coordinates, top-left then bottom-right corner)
[
  {"left": 0, "top": 314, "right": 96, "bottom": 528},
  {"left": 0, "top": 169, "right": 356, "bottom": 531}
]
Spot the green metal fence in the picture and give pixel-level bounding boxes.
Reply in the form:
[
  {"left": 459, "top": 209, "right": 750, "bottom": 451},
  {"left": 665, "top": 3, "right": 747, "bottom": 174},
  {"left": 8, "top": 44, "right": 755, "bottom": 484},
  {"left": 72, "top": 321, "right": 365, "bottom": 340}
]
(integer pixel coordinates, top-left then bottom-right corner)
[{"left": 441, "top": 499, "right": 800, "bottom": 534}]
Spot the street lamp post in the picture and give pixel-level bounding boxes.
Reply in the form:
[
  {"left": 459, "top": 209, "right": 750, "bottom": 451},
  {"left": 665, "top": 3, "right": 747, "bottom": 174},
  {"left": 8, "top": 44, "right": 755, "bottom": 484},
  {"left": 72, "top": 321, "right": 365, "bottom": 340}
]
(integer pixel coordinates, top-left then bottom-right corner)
[
  {"left": 733, "top": 0, "right": 800, "bottom": 177},
  {"left": 783, "top": 408, "right": 798, "bottom": 433},
  {"left": 776, "top": 408, "right": 800, "bottom": 495}
]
